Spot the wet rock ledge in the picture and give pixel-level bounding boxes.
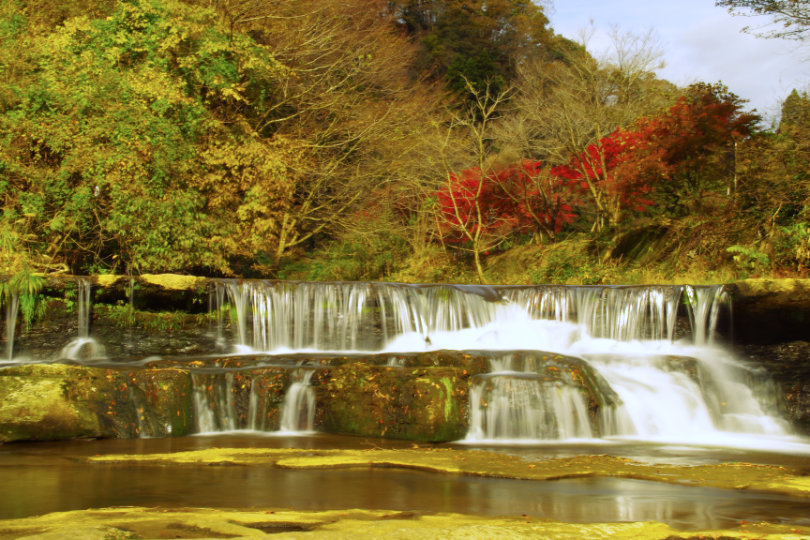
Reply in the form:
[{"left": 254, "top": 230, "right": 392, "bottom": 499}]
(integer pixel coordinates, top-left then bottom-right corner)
[{"left": 0, "top": 351, "right": 608, "bottom": 444}]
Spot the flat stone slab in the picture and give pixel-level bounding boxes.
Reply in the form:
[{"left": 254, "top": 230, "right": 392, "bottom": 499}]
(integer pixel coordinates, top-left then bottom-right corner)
[
  {"left": 88, "top": 447, "right": 810, "bottom": 499},
  {"left": 0, "top": 506, "right": 807, "bottom": 539}
]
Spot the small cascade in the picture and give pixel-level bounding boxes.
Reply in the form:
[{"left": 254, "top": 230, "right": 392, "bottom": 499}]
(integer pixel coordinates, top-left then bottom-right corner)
[
  {"left": 215, "top": 281, "right": 504, "bottom": 353},
  {"left": 212, "top": 281, "right": 723, "bottom": 353},
  {"left": 5, "top": 292, "right": 19, "bottom": 361},
  {"left": 466, "top": 355, "right": 594, "bottom": 442},
  {"left": 190, "top": 367, "right": 315, "bottom": 434},
  {"left": 684, "top": 285, "right": 728, "bottom": 345},
  {"left": 582, "top": 350, "right": 790, "bottom": 442},
  {"left": 376, "top": 285, "right": 502, "bottom": 344},
  {"left": 77, "top": 277, "right": 91, "bottom": 338},
  {"left": 279, "top": 369, "right": 316, "bottom": 433},
  {"left": 583, "top": 354, "right": 718, "bottom": 439},
  {"left": 209, "top": 283, "right": 228, "bottom": 350},
  {"left": 60, "top": 278, "right": 106, "bottom": 361},
  {"left": 192, "top": 372, "right": 238, "bottom": 433}
]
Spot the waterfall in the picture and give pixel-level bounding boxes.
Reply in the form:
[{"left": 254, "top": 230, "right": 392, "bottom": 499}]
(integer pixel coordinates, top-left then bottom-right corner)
[
  {"left": 684, "top": 285, "right": 728, "bottom": 345},
  {"left": 5, "top": 292, "right": 19, "bottom": 361},
  {"left": 192, "top": 372, "right": 238, "bottom": 433},
  {"left": 189, "top": 367, "right": 317, "bottom": 434},
  {"left": 501, "top": 286, "right": 684, "bottom": 342},
  {"left": 60, "top": 278, "right": 106, "bottom": 361},
  {"left": 216, "top": 281, "right": 504, "bottom": 353},
  {"left": 279, "top": 370, "right": 316, "bottom": 433},
  {"left": 196, "top": 280, "right": 790, "bottom": 445},
  {"left": 211, "top": 281, "right": 727, "bottom": 354},
  {"left": 466, "top": 374, "right": 593, "bottom": 441},
  {"left": 77, "top": 277, "right": 91, "bottom": 338}
]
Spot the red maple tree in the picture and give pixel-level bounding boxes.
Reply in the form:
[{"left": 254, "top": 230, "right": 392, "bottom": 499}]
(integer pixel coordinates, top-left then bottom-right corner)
[{"left": 436, "top": 160, "right": 579, "bottom": 246}]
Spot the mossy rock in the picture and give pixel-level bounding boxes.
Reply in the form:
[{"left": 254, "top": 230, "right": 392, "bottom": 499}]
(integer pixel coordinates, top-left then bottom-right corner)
[
  {"left": 314, "top": 364, "right": 472, "bottom": 442},
  {"left": 0, "top": 364, "right": 110, "bottom": 442},
  {"left": 0, "top": 364, "right": 195, "bottom": 442}
]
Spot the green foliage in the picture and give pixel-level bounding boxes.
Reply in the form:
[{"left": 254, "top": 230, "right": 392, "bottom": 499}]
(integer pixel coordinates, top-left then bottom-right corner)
[
  {"left": 526, "top": 241, "right": 610, "bottom": 285},
  {"left": 774, "top": 222, "right": 810, "bottom": 272},
  {"left": 97, "top": 303, "right": 196, "bottom": 331},
  {"left": 726, "top": 244, "right": 771, "bottom": 276},
  {"left": 403, "top": 0, "right": 555, "bottom": 100},
  {"left": 278, "top": 231, "right": 410, "bottom": 281},
  {"left": 0, "top": 267, "right": 46, "bottom": 331},
  {"left": 0, "top": 0, "right": 284, "bottom": 275}
]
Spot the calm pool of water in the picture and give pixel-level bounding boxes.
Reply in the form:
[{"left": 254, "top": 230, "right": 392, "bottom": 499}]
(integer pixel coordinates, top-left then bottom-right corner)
[{"left": 1, "top": 434, "right": 809, "bottom": 529}]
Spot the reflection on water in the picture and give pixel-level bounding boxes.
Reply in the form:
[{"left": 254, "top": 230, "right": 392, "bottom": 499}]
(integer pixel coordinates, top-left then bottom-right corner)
[
  {"left": 1, "top": 434, "right": 809, "bottom": 529},
  {"left": 1, "top": 462, "right": 809, "bottom": 529}
]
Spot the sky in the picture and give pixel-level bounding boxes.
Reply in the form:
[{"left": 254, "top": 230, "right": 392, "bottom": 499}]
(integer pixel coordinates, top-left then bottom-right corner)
[{"left": 547, "top": 0, "right": 809, "bottom": 124}]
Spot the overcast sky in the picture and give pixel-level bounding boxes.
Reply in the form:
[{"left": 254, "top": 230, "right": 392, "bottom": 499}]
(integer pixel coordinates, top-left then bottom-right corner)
[{"left": 548, "top": 0, "right": 809, "bottom": 124}]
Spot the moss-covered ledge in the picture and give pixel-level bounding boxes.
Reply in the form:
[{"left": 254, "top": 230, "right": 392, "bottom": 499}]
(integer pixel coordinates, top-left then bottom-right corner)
[
  {"left": 88, "top": 447, "right": 810, "bottom": 499},
  {"left": 0, "top": 364, "right": 193, "bottom": 443}
]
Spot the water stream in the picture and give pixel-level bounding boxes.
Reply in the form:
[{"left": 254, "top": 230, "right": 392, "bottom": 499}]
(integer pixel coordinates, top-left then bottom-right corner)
[
  {"left": 4, "top": 292, "right": 18, "bottom": 361},
  {"left": 2, "top": 280, "right": 804, "bottom": 451},
  {"left": 209, "top": 281, "right": 786, "bottom": 447},
  {"left": 59, "top": 277, "right": 106, "bottom": 361}
]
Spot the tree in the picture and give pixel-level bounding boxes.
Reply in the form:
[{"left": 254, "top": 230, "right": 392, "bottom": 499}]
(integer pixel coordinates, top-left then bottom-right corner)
[
  {"left": 499, "top": 27, "right": 676, "bottom": 230},
  {"left": 491, "top": 160, "right": 579, "bottom": 242},
  {"left": 0, "top": 0, "right": 444, "bottom": 276},
  {"left": 0, "top": 0, "right": 268, "bottom": 274},
  {"left": 217, "top": 0, "right": 444, "bottom": 271},
  {"left": 638, "top": 83, "right": 759, "bottom": 212},
  {"left": 435, "top": 80, "right": 511, "bottom": 282},
  {"left": 779, "top": 88, "right": 810, "bottom": 132},
  {"left": 550, "top": 128, "right": 660, "bottom": 228},
  {"left": 544, "top": 83, "right": 758, "bottom": 228},
  {"left": 716, "top": 0, "right": 810, "bottom": 40},
  {"left": 435, "top": 161, "right": 579, "bottom": 275},
  {"left": 389, "top": 0, "right": 558, "bottom": 98}
]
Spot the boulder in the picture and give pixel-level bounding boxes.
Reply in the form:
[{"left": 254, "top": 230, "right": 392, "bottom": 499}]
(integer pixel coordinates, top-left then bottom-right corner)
[{"left": 0, "top": 363, "right": 194, "bottom": 442}]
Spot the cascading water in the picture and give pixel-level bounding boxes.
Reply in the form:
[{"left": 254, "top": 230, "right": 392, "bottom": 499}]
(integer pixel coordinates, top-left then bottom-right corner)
[
  {"left": 279, "top": 369, "right": 316, "bottom": 433},
  {"left": 214, "top": 281, "right": 504, "bottom": 353},
  {"left": 60, "top": 278, "right": 106, "bottom": 361},
  {"left": 197, "top": 281, "right": 792, "bottom": 446},
  {"left": 466, "top": 356, "right": 594, "bottom": 441},
  {"left": 5, "top": 292, "right": 19, "bottom": 361},
  {"left": 190, "top": 366, "right": 316, "bottom": 434},
  {"left": 192, "top": 371, "right": 238, "bottom": 433}
]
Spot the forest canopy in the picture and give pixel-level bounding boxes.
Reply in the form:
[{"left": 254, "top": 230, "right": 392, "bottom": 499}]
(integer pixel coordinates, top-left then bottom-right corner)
[{"left": 1, "top": 0, "right": 808, "bottom": 284}]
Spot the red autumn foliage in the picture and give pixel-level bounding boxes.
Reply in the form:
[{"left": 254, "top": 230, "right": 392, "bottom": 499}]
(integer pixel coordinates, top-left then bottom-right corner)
[
  {"left": 551, "top": 128, "right": 659, "bottom": 220},
  {"left": 436, "top": 160, "right": 579, "bottom": 245},
  {"left": 436, "top": 84, "right": 758, "bottom": 245},
  {"left": 631, "top": 84, "right": 757, "bottom": 193},
  {"left": 551, "top": 84, "right": 757, "bottom": 226}
]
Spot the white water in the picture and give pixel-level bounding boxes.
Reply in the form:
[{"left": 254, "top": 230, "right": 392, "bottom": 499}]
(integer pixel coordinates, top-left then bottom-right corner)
[
  {"left": 209, "top": 281, "right": 800, "bottom": 449},
  {"left": 60, "top": 278, "right": 106, "bottom": 362},
  {"left": 5, "top": 292, "right": 18, "bottom": 361},
  {"left": 466, "top": 375, "right": 593, "bottom": 441},
  {"left": 191, "top": 368, "right": 316, "bottom": 435},
  {"left": 192, "top": 372, "right": 238, "bottom": 433},
  {"left": 278, "top": 370, "right": 316, "bottom": 434}
]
